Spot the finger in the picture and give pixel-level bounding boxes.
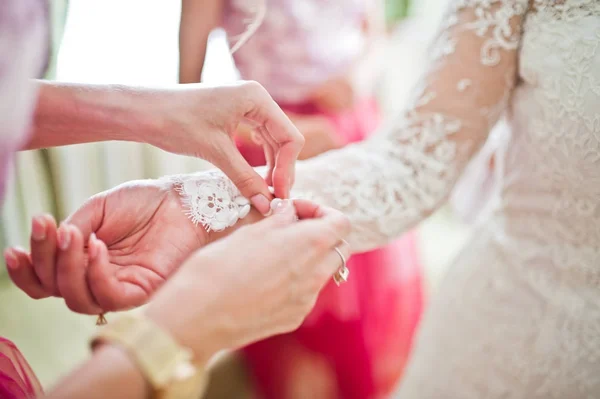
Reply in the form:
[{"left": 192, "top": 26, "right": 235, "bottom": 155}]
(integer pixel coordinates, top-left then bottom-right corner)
[
  {"left": 257, "top": 126, "right": 275, "bottom": 187},
  {"left": 282, "top": 201, "right": 352, "bottom": 254},
  {"left": 262, "top": 142, "right": 274, "bottom": 187},
  {"left": 252, "top": 199, "right": 297, "bottom": 231},
  {"left": 271, "top": 137, "right": 301, "bottom": 200},
  {"left": 87, "top": 236, "right": 147, "bottom": 312},
  {"left": 56, "top": 225, "right": 102, "bottom": 314},
  {"left": 210, "top": 137, "right": 272, "bottom": 215},
  {"left": 63, "top": 193, "right": 106, "bottom": 239},
  {"left": 292, "top": 199, "right": 349, "bottom": 227},
  {"left": 243, "top": 87, "right": 304, "bottom": 199},
  {"left": 316, "top": 239, "right": 351, "bottom": 289},
  {"left": 5, "top": 248, "right": 50, "bottom": 299},
  {"left": 30, "top": 214, "right": 59, "bottom": 295}
]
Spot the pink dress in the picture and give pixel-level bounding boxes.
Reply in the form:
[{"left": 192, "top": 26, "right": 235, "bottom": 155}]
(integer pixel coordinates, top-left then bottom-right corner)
[
  {"left": 0, "top": 0, "right": 49, "bottom": 397},
  {"left": 229, "top": 2, "right": 425, "bottom": 397}
]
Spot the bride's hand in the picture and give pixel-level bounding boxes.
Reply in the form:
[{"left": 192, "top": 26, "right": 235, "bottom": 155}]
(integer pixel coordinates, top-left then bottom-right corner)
[
  {"left": 145, "top": 199, "right": 351, "bottom": 360},
  {"left": 4, "top": 178, "right": 260, "bottom": 314}
]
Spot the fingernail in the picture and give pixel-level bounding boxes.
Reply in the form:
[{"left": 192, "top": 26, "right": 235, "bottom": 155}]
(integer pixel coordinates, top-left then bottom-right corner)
[
  {"left": 57, "top": 225, "right": 71, "bottom": 251},
  {"left": 31, "top": 217, "right": 46, "bottom": 241},
  {"left": 251, "top": 194, "right": 271, "bottom": 215},
  {"left": 88, "top": 233, "right": 98, "bottom": 260},
  {"left": 272, "top": 199, "right": 291, "bottom": 214},
  {"left": 270, "top": 198, "right": 282, "bottom": 211},
  {"left": 3, "top": 250, "right": 17, "bottom": 270}
]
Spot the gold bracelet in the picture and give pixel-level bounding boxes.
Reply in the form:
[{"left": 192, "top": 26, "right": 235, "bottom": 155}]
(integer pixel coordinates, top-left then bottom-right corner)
[{"left": 91, "top": 313, "right": 206, "bottom": 399}]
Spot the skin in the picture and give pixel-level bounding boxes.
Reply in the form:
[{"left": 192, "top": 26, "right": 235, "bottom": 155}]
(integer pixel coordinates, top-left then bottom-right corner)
[
  {"left": 26, "top": 79, "right": 305, "bottom": 212},
  {"left": 44, "top": 200, "right": 352, "bottom": 399}
]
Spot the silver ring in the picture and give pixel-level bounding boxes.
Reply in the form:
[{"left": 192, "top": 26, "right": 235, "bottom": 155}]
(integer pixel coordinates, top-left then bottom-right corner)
[{"left": 333, "top": 247, "right": 349, "bottom": 286}]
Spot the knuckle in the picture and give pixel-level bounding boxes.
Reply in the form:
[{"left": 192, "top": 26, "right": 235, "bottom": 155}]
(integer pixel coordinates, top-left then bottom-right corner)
[
  {"left": 309, "top": 232, "right": 331, "bottom": 252},
  {"left": 289, "top": 316, "right": 304, "bottom": 331},
  {"left": 297, "top": 134, "right": 306, "bottom": 147},
  {"left": 27, "top": 290, "right": 48, "bottom": 300},
  {"left": 65, "top": 299, "right": 88, "bottom": 314},
  {"left": 97, "top": 296, "right": 118, "bottom": 313},
  {"left": 331, "top": 213, "right": 352, "bottom": 237},
  {"left": 238, "top": 81, "right": 273, "bottom": 114},
  {"left": 242, "top": 80, "right": 266, "bottom": 96}
]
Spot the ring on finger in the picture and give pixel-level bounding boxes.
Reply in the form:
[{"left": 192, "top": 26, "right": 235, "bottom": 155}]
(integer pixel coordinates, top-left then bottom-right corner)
[{"left": 332, "top": 246, "right": 349, "bottom": 286}]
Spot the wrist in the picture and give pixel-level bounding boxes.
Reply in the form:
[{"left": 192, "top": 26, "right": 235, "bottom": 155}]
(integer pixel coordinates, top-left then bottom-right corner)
[
  {"left": 94, "top": 344, "right": 151, "bottom": 396},
  {"left": 136, "top": 85, "right": 215, "bottom": 155},
  {"left": 207, "top": 206, "right": 264, "bottom": 243},
  {"left": 47, "top": 344, "right": 149, "bottom": 399},
  {"left": 144, "top": 277, "right": 222, "bottom": 366}
]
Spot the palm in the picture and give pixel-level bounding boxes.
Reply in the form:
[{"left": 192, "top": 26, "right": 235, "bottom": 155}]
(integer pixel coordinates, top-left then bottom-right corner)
[{"left": 74, "top": 180, "right": 207, "bottom": 310}]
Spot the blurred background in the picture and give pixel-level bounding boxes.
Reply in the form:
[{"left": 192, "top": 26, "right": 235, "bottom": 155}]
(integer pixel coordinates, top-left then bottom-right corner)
[{"left": 0, "top": 0, "right": 474, "bottom": 394}]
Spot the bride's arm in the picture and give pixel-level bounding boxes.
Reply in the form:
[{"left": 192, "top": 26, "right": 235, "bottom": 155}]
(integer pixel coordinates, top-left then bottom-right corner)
[
  {"left": 175, "top": 0, "right": 528, "bottom": 249},
  {"left": 289, "top": 0, "right": 528, "bottom": 251}
]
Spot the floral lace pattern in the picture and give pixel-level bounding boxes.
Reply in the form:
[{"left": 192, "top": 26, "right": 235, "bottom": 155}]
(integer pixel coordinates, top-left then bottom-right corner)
[
  {"left": 289, "top": 0, "right": 600, "bottom": 397},
  {"left": 292, "top": 0, "right": 526, "bottom": 251},
  {"left": 170, "top": 171, "right": 251, "bottom": 232}
]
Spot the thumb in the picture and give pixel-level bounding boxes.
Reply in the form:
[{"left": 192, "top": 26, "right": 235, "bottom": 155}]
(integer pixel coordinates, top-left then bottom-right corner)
[
  {"left": 257, "top": 199, "right": 297, "bottom": 229},
  {"left": 210, "top": 139, "right": 272, "bottom": 215},
  {"left": 63, "top": 193, "right": 106, "bottom": 239}
]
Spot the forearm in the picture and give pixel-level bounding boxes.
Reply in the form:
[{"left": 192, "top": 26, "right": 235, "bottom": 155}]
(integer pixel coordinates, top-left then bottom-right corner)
[
  {"left": 24, "top": 80, "right": 156, "bottom": 150},
  {"left": 178, "top": 0, "right": 222, "bottom": 84},
  {"left": 353, "top": 3, "right": 388, "bottom": 97},
  {"left": 47, "top": 345, "right": 149, "bottom": 399}
]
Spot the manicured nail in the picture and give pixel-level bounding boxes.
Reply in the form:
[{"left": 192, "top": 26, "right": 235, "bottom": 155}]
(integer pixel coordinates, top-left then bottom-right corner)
[
  {"left": 88, "top": 233, "right": 98, "bottom": 260},
  {"left": 31, "top": 217, "right": 46, "bottom": 241},
  {"left": 251, "top": 194, "right": 271, "bottom": 215},
  {"left": 272, "top": 199, "right": 291, "bottom": 214},
  {"left": 270, "top": 198, "right": 282, "bottom": 211},
  {"left": 3, "top": 250, "right": 17, "bottom": 270},
  {"left": 57, "top": 225, "right": 71, "bottom": 251}
]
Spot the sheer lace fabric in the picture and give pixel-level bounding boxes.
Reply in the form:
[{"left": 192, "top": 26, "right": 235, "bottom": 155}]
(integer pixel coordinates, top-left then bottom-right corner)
[
  {"left": 291, "top": 0, "right": 525, "bottom": 251},
  {"left": 171, "top": 171, "right": 251, "bottom": 232},
  {"left": 178, "top": 0, "right": 600, "bottom": 396}
]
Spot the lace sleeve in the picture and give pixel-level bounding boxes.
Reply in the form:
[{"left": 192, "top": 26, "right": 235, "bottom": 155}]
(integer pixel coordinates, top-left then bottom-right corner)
[{"left": 291, "top": 0, "right": 529, "bottom": 251}]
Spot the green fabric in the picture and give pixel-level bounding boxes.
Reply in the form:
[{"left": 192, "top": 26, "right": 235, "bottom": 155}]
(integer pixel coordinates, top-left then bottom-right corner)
[
  {"left": 385, "top": 0, "right": 412, "bottom": 25},
  {"left": 45, "top": 0, "right": 69, "bottom": 80}
]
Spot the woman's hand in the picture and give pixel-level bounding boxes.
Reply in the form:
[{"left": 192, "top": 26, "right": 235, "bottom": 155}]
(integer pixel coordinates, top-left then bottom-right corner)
[
  {"left": 237, "top": 112, "right": 341, "bottom": 161},
  {"left": 144, "top": 199, "right": 351, "bottom": 362},
  {"left": 29, "top": 80, "right": 304, "bottom": 213},
  {"left": 144, "top": 81, "right": 304, "bottom": 206},
  {"left": 308, "top": 76, "right": 355, "bottom": 113},
  {"left": 287, "top": 114, "right": 342, "bottom": 160},
  {"left": 4, "top": 178, "right": 246, "bottom": 314}
]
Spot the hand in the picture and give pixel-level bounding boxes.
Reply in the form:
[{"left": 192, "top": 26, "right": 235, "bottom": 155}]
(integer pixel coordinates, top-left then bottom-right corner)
[
  {"left": 237, "top": 113, "right": 342, "bottom": 160},
  {"left": 144, "top": 199, "right": 351, "bottom": 362},
  {"left": 145, "top": 81, "right": 305, "bottom": 210},
  {"left": 309, "top": 76, "right": 355, "bottom": 113},
  {"left": 4, "top": 179, "right": 214, "bottom": 314},
  {"left": 287, "top": 113, "right": 342, "bottom": 160}
]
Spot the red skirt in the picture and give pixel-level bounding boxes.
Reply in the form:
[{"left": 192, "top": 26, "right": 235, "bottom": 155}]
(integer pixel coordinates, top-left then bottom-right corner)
[
  {"left": 0, "top": 338, "right": 43, "bottom": 399},
  {"left": 237, "top": 98, "right": 425, "bottom": 399}
]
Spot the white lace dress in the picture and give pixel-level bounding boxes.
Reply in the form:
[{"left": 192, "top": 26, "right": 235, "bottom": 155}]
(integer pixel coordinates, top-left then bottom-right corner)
[
  {"left": 176, "top": 0, "right": 600, "bottom": 396},
  {"left": 291, "top": 0, "right": 600, "bottom": 397}
]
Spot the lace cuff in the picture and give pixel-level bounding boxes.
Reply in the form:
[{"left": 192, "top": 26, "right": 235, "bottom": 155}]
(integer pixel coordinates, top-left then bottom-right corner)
[{"left": 169, "top": 170, "right": 252, "bottom": 232}]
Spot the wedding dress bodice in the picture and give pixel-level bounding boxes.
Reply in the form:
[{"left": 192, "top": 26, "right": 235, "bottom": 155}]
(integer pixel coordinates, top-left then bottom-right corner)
[{"left": 178, "top": 0, "right": 600, "bottom": 396}]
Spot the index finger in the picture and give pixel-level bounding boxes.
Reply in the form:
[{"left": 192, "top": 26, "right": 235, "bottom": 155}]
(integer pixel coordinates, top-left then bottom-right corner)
[
  {"left": 285, "top": 199, "right": 352, "bottom": 251},
  {"left": 243, "top": 87, "right": 304, "bottom": 199}
]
